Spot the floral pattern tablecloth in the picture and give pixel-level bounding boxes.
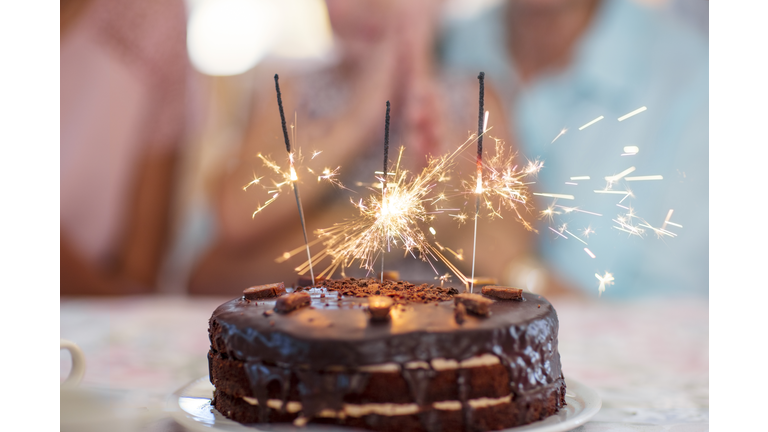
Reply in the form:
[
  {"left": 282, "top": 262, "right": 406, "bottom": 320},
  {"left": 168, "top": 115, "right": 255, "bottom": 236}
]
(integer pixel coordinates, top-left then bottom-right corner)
[{"left": 60, "top": 295, "right": 708, "bottom": 431}]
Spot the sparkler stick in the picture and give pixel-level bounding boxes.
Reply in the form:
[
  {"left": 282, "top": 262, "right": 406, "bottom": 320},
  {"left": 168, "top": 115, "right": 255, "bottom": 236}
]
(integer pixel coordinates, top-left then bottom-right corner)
[
  {"left": 274, "top": 74, "right": 315, "bottom": 284},
  {"left": 470, "top": 72, "right": 485, "bottom": 293},
  {"left": 381, "top": 101, "right": 391, "bottom": 283}
]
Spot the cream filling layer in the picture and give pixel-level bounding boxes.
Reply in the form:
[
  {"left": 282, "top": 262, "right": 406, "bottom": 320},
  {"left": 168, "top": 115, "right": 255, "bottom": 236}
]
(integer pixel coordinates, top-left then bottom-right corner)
[
  {"left": 357, "top": 353, "right": 501, "bottom": 373},
  {"left": 241, "top": 392, "right": 513, "bottom": 419}
]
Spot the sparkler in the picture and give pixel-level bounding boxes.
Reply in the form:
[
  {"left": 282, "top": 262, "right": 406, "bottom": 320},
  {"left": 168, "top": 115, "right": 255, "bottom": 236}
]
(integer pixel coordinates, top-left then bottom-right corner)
[
  {"left": 274, "top": 74, "right": 315, "bottom": 284},
  {"left": 380, "top": 101, "right": 391, "bottom": 283},
  {"left": 470, "top": 72, "right": 486, "bottom": 293}
]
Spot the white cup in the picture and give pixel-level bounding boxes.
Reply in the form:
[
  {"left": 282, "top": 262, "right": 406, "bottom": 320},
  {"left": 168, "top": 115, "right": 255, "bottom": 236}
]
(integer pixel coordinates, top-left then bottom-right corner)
[{"left": 60, "top": 339, "right": 86, "bottom": 387}]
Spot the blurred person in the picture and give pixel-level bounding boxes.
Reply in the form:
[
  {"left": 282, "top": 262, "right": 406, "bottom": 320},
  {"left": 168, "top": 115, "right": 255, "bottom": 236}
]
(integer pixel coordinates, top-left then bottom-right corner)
[
  {"left": 440, "top": 0, "right": 708, "bottom": 297},
  {"left": 61, "top": 0, "right": 194, "bottom": 295},
  {"left": 188, "top": 0, "right": 536, "bottom": 295}
]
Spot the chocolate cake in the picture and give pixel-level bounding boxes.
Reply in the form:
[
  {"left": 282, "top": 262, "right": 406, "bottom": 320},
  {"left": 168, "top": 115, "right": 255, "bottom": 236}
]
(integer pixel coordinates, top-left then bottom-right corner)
[{"left": 208, "top": 278, "right": 566, "bottom": 431}]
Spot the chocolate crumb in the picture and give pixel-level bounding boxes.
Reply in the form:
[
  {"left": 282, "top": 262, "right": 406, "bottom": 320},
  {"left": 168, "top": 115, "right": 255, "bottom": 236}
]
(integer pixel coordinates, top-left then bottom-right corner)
[{"left": 538, "top": 304, "right": 541, "bottom": 308}]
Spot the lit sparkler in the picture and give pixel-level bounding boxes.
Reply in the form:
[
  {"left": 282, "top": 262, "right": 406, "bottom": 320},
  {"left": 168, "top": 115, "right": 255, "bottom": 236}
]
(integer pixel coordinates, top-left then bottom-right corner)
[{"left": 267, "top": 75, "right": 323, "bottom": 282}]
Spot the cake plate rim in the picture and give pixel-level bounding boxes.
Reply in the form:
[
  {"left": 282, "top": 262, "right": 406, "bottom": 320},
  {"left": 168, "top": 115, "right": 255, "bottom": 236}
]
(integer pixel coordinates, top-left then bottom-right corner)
[{"left": 168, "top": 376, "right": 601, "bottom": 432}]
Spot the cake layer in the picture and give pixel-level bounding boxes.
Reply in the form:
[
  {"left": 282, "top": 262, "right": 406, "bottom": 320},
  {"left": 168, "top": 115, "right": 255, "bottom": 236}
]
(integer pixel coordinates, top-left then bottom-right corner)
[
  {"left": 209, "top": 350, "right": 514, "bottom": 404},
  {"left": 212, "top": 381, "right": 566, "bottom": 432}
]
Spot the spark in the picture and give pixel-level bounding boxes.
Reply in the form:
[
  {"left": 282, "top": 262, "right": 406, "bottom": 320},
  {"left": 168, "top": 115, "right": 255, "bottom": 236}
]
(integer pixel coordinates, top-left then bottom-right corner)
[
  {"left": 594, "top": 190, "right": 632, "bottom": 195},
  {"left": 622, "top": 146, "right": 639, "bottom": 155},
  {"left": 548, "top": 226, "right": 568, "bottom": 239},
  {"left": 554, "top": 205, "right": 603, "bottom": 217},
  {"left": 595, "top": 272, "right": 614, "bottom": 296},
  {"left": 581, "top": 226, "right": 595, "bottom": 238},
  {"left": 578, "top": 115, "right": 604, "bottom": 130},
  {"left": 618, "top": 106, "right": 647, "bottom": 121},
  {"left": 459, "top": 138, "right": 543, "bottom": 231},
  {"left": 625, "top": 175, "right": 663, "bottom": 181},
  {"left": 584, "top": 248, "right": 596, "bottom": 259},
  {"left": 639, "top": 223, "right": 678, "bottom": 238},
  {"left": 612, "top": 208, "right": 646, "bottom": 237},
  {"left": 251, "top": 193, "right": 279, "bottom": 217},
  {"left": 540, "top": 203, "right": 560, "bottom": 223},
  {"left": 245, "top": 150, "right": 346, "bottom": 216},
  {"left": 604, "top": 166, "right": 636, "bottom": 184},
  {"left": 661, "top": 209, "right": 674, "bottom": 230},
  {"left": 565, "top": 182, "right": 578, "bottom": 185},
  {"left": 570, "top": 176, "right": 590, "bottom": 180},
  {"left": 435, "top": 273, "right": 453, "bottom": 287},
  {"left": 565, "top": 230, "right": 588, "bottom": 245},
  {"left": 551, "top": 128, "right": 568, "bottom": 143},
  {"left": 311, "top": 150, "right": 322, "bottom": 159},
  {"left": 429, "top": 227, "right": 436, "bottom": 235},
  {"left": 242, "top": 174, "right": 263, "bottom": 191},
  {"left": 533, "top": 193, "right": 575, "bottom": 200}
]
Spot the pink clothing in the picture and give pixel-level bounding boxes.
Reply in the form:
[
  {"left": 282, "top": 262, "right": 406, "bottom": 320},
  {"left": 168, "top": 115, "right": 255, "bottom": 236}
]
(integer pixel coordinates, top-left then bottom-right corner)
[{"left": 60, "top": 0, "right": 190, "bottom": 266}]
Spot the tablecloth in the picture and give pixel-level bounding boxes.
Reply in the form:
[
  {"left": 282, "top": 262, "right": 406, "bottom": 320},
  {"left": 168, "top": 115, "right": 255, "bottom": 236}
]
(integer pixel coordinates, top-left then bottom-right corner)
[{"left": 60, "top": 294, "right": 708, "bottom": 431}]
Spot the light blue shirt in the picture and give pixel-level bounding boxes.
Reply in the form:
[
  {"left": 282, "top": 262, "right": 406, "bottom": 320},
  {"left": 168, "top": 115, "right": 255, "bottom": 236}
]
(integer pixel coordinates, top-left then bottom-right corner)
[{"left": 441, "top": 0, "right": 708, "bottom": 297}]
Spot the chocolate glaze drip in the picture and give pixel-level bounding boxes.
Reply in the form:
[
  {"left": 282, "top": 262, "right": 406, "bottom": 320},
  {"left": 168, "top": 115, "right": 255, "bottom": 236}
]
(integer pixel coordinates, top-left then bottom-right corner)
[
  {"left": 210, "top": 287, "right": 563, "bottom": 429},
  {"left": 401, "top": 366, "right": 436, "bottom": 407},
  {"left": 295, "top": 369, "right": 369, "bottom": 419},
  {"left": 244, "top": 362, "right": 292, "bottom": 421},
  {"left": 457, "top": 368, "right": 472, "bottom": 431}
]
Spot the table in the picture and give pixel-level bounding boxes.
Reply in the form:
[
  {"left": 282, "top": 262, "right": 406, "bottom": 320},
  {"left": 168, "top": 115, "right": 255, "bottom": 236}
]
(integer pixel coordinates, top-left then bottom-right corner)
[{"left": 60, "top": 294, "right": 708, "bottom": 431}]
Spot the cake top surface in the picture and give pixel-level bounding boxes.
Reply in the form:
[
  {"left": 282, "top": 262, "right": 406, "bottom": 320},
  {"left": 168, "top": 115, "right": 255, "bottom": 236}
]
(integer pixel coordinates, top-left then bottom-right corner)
[{"left": 210, "top": 278, "right": 559, "bottom": 370}]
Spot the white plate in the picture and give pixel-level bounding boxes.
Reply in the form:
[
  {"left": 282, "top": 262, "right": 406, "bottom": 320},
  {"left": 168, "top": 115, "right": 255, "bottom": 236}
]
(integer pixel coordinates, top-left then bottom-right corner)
[{"left": 169, "top": 376, "right": 600, "bottom": 432}]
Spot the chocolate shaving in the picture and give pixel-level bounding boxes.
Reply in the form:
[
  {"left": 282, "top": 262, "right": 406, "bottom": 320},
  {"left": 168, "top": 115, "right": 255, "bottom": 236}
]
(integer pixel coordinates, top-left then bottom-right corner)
[
  {"left": 482, "top": 286, "right": 523, "bottom": 301},
  {"left": 367, "top": 296, "right": 394, "bottom": 321},
  {"left": 243, "top": 282, "right": 286, "bottom": 300},
  {"left": 454, "top": 293, "right": 493, "bottom": 317},
  {"left": 274, "top": 292, "right": 311, "bottom": 314},
  {"left": 320, "top": 278, "right": 456, "bottom": 304},
  {"left": 296, "top": 275, "right": 326, "bottom": 287}
]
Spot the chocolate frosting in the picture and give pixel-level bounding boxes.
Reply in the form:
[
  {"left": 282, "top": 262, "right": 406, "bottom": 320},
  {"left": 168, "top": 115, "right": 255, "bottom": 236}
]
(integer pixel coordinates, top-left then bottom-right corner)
[{"left": 210, "top": 286, "right": 563, "bottom": 425}]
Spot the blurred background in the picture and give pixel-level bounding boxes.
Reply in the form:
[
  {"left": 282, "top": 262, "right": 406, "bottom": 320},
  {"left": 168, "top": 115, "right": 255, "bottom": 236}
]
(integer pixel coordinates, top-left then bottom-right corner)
[{"left": 61, "top": 0, "right": 709, "bottom": 299}]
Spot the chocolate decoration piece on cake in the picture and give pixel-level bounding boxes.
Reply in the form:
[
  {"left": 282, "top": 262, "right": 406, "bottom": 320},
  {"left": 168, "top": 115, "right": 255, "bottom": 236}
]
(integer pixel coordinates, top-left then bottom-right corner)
[
  {"left": 274, "top": 292, "right": 311, "bottom": 313},
  {"left": 454, "top": 293, "right": 493, "bottom": 317},
  {"left": 454, "top": 302, "right": 467, "bottom": 324},
  {"left": 243, "top": 282, "right": 286, "bottom": 300},
  {"left": 366, "top": 296, "right": 394, "bottom": 321},
  {"left": 208, "top": 278, "right": 566, "bottom": 431},
  {"left": 482, "top": 286, "right": 523, "bottom": 301}
]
